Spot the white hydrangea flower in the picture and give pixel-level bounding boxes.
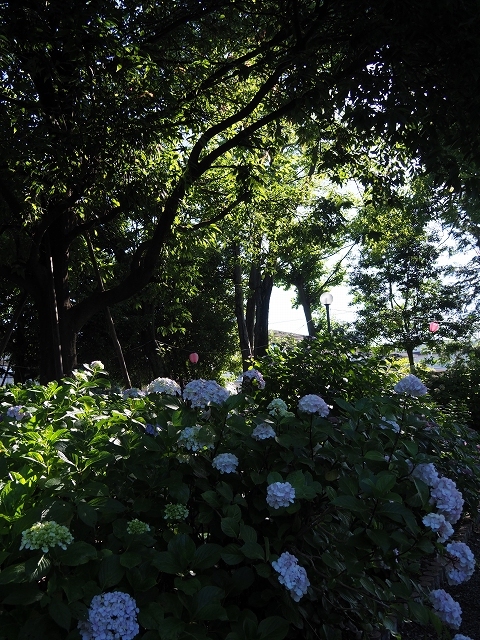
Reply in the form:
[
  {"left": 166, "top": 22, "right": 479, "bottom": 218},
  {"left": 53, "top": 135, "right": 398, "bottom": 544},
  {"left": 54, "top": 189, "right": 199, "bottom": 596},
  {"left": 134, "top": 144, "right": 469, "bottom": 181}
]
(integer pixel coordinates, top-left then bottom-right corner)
[
  {"left": 267, "top": 398, "right": 290, "bottom": 417},
  {"left": 252, "top": 423, "right": 276, "bottom": 440},
  {"left": 242, "top": 369, "right": 266, "bottom": 390},
  {"left": 266, "top": 482, "right": 296, "bottom": 509},
  {"left": 212, "top": 453, "right": 239, "bottom": 474},
  {"left": 422, "top": 513, "right": 454, "bottom": 543},
  {"left": 126, "top": 519, "right": 150, "bottom": 535},
  {"left": 78, "top": 591, "right": 139, "bottom": 640},
  {"left": 445, "top": 541, "right": 475, "bottom": 585},
  {"left": 429, "top": 589, "right": 462, "bottom": 629},
  {"left": 298, "top": 394, "right": 329, "bottom": 416},
  {"left": 183, "top": 379, "right": 230, "bottom": 408},
  {"left": 178, "top": 426, "right": 213, "bottom": 452},
  {"left": 412, "top": 462, "right": 439, "bottom": 487},
  {"left": 272, "top": 551, "right": 310, "bottom": 601},
  {"left": 20, "top": 521, "right": 74, "bottom": 553},
  {"left": 90, "top": 361, "right": 104, "bottom": 370},
  {"left": 429, "top": 476, "right": 464, "bottom": 524},
  {"left": 393, "top": 374, "right": 428, "bottom": 396},
  {"left": 146, "top": 377, "right": 181, "bottom": 396}
]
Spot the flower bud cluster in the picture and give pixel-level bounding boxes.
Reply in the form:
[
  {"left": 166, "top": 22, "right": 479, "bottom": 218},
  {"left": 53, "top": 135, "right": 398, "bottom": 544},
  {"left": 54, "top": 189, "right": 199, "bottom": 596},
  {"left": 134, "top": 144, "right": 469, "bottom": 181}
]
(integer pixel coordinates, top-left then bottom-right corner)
[
  {"left": 178, "top": 426, "right": 213, "bottom": 451},
  {"left": 20, "top": 520, "right": 74, "bottom": 553},
  {"left": 126, "top": 519, "right": 150, "bottom": 535},
  {"left": 146, "top": 377, "right": 181, "bottom": 396},
  {"left": 183, "top": 379, "right": 230, "bottom": 408},
  {"left": 422, "top": 513, "right": 454, "bottom": 543},
  {"left": 267, "top": 398, "right": 289, "bottom": 417},
  {"left": 212, "top": 453, "right": 238, "bottom": 474},
  {"left": 90, "top": 360, "right": 104, "bottom": 370},
  {"left": 445, "top": 541, "right": 475, "bottom": 585},
  {"left": 77, "top": 591, "right": 139, "bottom": 640},
  {"left": 242, "top": 369, "right": 266, "bottom": 390},
  {"left": 272, "top": 551, "right": 310, "bottom": 602},
  {"left": 298, "top": 394, "right": 329, "bottom": 416},
  {"left": 266, "top": 481, "right": 295, "bottom": 509},
  {"left": 164, "top": 504, "right": 189, "bottom": 521},
  {"left": 251, "top": 423, "right": 276, "bottom": 440},
  {"left": 393, "top": 373, "right": 428, "bottom": 396},
  {"left": 429, "top": 589, "right": 462, "bottom": 629}
]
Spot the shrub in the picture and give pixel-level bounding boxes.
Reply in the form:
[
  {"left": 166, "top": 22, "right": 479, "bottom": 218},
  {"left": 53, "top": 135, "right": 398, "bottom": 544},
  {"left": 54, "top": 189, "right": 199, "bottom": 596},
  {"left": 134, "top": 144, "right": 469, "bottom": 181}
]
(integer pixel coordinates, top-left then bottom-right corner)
[
  {"left": 258, "top": 332, "right": 401, "bottom": 411},
  {"left": 0, "top": 364, "right": 478, "bottom": 639}
]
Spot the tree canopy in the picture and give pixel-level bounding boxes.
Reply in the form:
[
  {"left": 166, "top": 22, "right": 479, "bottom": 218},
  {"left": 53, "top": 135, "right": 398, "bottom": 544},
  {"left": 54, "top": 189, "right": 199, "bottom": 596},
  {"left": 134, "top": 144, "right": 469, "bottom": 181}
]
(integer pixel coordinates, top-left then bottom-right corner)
[{"left": 2, "top": 0, "right": 480, "bottom": 381}]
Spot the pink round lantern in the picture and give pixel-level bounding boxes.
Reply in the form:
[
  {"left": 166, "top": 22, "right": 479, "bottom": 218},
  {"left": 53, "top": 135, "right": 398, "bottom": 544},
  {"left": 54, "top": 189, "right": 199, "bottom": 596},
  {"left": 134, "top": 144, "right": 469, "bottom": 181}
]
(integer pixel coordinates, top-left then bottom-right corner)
[
  {"left": 428, "top": 322, "right": 440, "bottom": 333},
  {"left": 189, "top": 352, "right": 199, "bottom": 364}
]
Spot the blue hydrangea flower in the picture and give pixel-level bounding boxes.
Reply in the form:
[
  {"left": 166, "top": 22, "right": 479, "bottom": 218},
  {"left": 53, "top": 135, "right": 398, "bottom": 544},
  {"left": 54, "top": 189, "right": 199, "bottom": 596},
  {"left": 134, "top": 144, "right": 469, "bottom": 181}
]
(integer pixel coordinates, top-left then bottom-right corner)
[
  {"left": 212, "top": 453, "right": 238, "bottom": 474},
  {"left": 429, "top": 589, "right": 462, "bottom": 629},
  {"left": 266, "top": 482, "right": 295, "bottom": 509},
  {"left": 272, "top": 551, "right": 310, "bottom": 601},
  {"left": 445, "top": 541, "right": 475, "bottom": 585},
  {"left": 252, "top": 423, "right": 276, "bottom": 440},
  {"left": 78, "top": 591, "right": 139, "bottom": 640}
]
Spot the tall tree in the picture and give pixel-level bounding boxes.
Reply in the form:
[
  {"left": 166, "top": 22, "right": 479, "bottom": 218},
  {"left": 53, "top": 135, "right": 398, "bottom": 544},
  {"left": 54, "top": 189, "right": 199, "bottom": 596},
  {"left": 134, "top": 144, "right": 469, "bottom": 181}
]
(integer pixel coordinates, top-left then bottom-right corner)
[
  {"left": 348, "top": 184, "right": 476, "bottom": 369},
  {"left": 2, "top": 0, "right": 480, "bottom": 381}
]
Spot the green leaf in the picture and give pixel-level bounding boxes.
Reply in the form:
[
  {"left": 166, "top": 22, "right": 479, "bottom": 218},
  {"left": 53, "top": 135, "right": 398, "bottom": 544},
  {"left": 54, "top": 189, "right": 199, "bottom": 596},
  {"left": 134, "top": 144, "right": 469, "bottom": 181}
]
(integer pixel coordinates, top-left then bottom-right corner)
[
  {"left": 3, "top": 584, "right": 43, "bottom": 605},
  {"left": 240, "top": 541, "right": 264, "bottom": 560},
  {"left": 201, "top": 490, "right": 220, "bottom": 508},
  {"left": 0, "top": 562, "right": 26, "bottom": 584},
  {"left": 332, "top": 495, "right": 367, "bottom": 513},
  {"left": 152, "top": 551, "right": 183, "bottom": 574},
  {"left": 364, "top": 450, "right": 386, "bottom": 461},
  {"left": 138, "top": 602, "right": 165, "bottom": 631},
  {"left": 190, "top": 586, "right": 226, "bottom": 621},
  {"left": 221, "top": 517, "right": 240, "bottom": 538},
  {"left": 57, "top": 541, "right": 97, "bottom": 566},
  {"left": 120, "top": 551, "right": 142, "bottom": 568},
  {"left": 48, "top": 600, "right": 72, "bottom": 630},
  {"left": 217, "top": 481, "right": 234, "bottom": 502},
  {"left": 221, "top": 544, "right": 244, "bottom": 565},
  {"left": 168, "top": 534, "right": 196, "bottom": 570},
  {"left": 174, "top": 576, "right": 201, "bottom": 595},
  {"left": 257, "top": 616, "right": 290, "bottom": 640},
  {"left": 158, "top": 616, "right": 185, "bottom": 640},
  {"left": 191, "top": 543, "right": 222, "bottom": 570},
  {"left": 239, "top": 524, "right": 257, "bottom": 543},
  {"left": 267, "top": 472, "right": 283, "bottom": 484},
  {"left": 77, "top": 501, "right": 98, "bottom": 527},
  {"left": 98, "top": 554, "right": 124, "bottom": 588}
]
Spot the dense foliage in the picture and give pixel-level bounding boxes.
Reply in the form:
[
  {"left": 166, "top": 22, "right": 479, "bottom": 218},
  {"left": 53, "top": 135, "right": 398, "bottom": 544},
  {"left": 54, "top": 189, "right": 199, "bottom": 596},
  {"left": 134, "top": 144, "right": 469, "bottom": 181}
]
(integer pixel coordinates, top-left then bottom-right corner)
[{"left": 0, "top": 363, "right": 478, "bottom": 640}]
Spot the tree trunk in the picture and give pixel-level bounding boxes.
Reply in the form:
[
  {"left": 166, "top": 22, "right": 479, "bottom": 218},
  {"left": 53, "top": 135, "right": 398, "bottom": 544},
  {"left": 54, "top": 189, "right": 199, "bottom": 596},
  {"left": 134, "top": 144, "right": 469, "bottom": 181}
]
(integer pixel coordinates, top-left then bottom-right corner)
[
  {"left": 233, "top": 244, "right": 253, "bottom": 370},
  {"left": 253, "top": 272, "right": 273, "bottom": 359},
  {"left": 294, "top": 276, "right": 317, "bottom": 337}
]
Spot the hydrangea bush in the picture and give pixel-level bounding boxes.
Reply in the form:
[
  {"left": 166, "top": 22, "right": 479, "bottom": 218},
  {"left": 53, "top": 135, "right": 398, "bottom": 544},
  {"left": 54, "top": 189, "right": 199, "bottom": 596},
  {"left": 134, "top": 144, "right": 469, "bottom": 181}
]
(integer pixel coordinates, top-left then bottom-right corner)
[{"left": 0, "top": 364, "right": 478, "bottom": 640}]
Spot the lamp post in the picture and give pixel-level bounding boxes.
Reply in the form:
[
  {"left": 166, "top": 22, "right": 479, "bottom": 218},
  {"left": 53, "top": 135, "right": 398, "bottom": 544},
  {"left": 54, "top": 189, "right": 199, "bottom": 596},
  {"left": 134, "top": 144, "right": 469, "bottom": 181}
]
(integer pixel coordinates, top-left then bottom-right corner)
[{"left": 320, "top": 292, "right": 333, "bottom": 333}]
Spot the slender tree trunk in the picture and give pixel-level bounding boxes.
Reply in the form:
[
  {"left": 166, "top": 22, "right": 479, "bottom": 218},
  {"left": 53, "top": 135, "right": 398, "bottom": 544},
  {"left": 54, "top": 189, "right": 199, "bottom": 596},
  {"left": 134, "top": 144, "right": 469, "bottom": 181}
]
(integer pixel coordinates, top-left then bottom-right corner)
[
  {"left": 253, "top": 273, "right": 273, "bottom": 359},
  {"left": 85, "top": 234, "right": 131, "bottom": 388},
  {"left": 233, "top": 244, "right": 253, "bottom": 370},
  {"left": 246, "top": 264, "right": 260, "bottom": 350},
  {"left": 294, "top": 276, "right": 317, "bottom": 337}
]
